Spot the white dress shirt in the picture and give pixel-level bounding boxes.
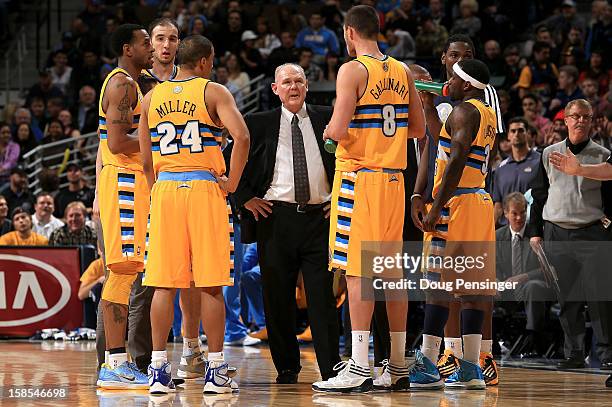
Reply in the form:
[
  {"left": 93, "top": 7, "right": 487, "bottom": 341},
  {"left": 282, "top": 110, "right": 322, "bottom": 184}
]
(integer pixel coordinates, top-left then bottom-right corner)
[
  {"left": 264, "top": 104, "right": 331, "bottom": 204},
  {"left": 510, "top": 222, "right": 527, "bottom": 240},
  {"left": 32, "top": 214, "right": 64, "bottom": 239}
]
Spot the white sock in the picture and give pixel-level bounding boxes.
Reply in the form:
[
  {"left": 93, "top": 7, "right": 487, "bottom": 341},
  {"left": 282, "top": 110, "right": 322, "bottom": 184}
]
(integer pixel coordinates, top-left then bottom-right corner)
[
  {"left": 481, "top": 339, "right": 493, "bottom": 355},
  {"left": 351, "top": 331, "right": 370, "bottom": 367},
  {"left": 108, "top": 352, "right": 128, "bottom": 369},
  {"left": 104, "top": 351, "right": 110, "bottom": 365},
  {"left": 152, "top": 350, "right": 168, "bottom": 369},
  {"left": 389, "top": 331, "right": 406, "bottom": 367},
  {"left": 183, "top": 337, "right": 201, "bottom": 356},
  {"left": 421, "top": 334, "right": 442, "bottom": 363},
  {"left": 444, "top": 337, "right": 463, "bottom": 359},
  {"left": 462, "top": 334, "right": 482, "bottom": 364},
  {"left": 208, "top": 351, "right": 224, "bottom": 363}
]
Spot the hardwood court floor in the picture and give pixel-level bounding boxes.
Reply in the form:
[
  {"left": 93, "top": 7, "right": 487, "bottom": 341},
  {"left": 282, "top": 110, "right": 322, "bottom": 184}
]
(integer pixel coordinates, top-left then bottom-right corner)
[{"left": 0, "top": 341, "right": 611, "bottom": 406}]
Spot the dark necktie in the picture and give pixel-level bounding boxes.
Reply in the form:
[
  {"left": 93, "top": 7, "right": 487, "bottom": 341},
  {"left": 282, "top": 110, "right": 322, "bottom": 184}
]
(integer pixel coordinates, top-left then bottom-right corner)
[
  {"left": 292, "top": 114, "right": 310, "bottom": 204},
  {"left": 511, "top": 234, "right": 523, "bottom": 276}
]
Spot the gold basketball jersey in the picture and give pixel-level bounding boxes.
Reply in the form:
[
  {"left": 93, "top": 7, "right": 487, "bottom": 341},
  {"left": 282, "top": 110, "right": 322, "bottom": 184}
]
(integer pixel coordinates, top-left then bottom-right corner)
[
  {"left": 147, "top": 77, "right": 225, "bottom": 175},
  {"left": 432, "top": 98, "right": 497, "bottom": 198},
  {"left": 98, "top": 67, "right": 143, "bottom": 170},
  {"left": 335, "top": 55, "right": 410, "bottom": 172}
]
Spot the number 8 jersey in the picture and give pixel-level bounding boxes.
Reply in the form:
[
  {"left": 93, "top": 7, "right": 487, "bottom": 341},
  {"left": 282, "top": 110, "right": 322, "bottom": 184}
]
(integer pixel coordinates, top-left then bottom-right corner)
[
  {"left": 148, "top": 76, "right": 226, "bottom": 176},
  {"left": 335, "top": 55, "right": 410, "bottom": 172}
]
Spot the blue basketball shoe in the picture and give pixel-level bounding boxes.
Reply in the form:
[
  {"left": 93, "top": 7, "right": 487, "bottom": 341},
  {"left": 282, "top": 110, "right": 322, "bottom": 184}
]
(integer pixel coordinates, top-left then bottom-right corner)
[
  {"left": 203, "top": 360, "right": 239, "bottom": 394},
  {"left": 97, "top": 361, "right": 149, "bottom": 390},
  {"left": 148, "top": 362, "right": 176, "bottom": 394},
  {"left": 409, "top": 350, "right": 445, "bottom": 390},
  {"left": 445, "top": 358, "right": 486, "bottom": 389}
]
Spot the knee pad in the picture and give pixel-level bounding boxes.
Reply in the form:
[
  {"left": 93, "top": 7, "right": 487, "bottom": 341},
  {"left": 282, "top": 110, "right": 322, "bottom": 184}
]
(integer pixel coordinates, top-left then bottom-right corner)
[{"left": 101, "top": 271, "right": 138, "bottom": 305}]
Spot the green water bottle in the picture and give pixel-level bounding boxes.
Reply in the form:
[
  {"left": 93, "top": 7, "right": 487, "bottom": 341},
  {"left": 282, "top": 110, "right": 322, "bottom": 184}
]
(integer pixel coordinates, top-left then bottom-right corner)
[
  {"left": 324, "top": 138, "right": 337, "bottom": 153},
  {"left": 415, "top": 80, "right": 448, "bottom": 96}
]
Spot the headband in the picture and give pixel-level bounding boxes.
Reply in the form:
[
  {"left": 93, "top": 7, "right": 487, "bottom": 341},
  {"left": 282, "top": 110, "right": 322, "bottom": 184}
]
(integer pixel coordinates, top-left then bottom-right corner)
[{"left": 453, "top": 63, "right": 487, "bottom": 90}]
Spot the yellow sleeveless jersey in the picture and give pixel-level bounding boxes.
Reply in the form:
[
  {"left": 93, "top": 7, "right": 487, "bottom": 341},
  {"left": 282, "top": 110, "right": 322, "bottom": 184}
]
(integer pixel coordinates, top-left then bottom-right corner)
[
  {"left": 98, "top": 67, "right": 143, "bottom": 170},
  {"left": 336, "top": 55, "right": 410, "bottom": 172},
  {"left": 432, "top": 98, "right": 497, "bottom": 198},
  {"left": 147, "top": 77, "right": 225, "bottom": 175}
]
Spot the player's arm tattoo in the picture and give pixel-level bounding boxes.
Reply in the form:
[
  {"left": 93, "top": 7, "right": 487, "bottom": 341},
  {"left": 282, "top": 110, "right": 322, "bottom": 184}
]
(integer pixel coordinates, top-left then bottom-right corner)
[{"left": 112, "top": 81, "right": 133, "bottom": 126}]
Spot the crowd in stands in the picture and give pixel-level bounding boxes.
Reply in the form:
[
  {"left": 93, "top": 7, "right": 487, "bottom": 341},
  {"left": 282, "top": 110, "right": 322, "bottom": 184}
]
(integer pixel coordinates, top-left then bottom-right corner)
[{"left": 0, "top": 0, "right": 611, "bottom": 359}]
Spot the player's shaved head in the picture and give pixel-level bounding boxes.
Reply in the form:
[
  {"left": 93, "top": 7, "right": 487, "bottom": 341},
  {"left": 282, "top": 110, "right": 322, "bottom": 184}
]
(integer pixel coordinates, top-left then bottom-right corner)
[
  {"left": 408, "top": 64, "right": 432, "bottom": 82},
  {"left": 177, "top": 35, "right": 213, "bottom": 68}
]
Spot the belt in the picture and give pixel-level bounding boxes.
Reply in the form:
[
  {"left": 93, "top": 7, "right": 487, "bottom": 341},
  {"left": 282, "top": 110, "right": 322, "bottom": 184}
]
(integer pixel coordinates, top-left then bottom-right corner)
[
  {"left": 271, "top": 200, "right": 328, "bottom": 213},
  {"left": 357, "top": 168, "right": 402, "bottom": 174},
  {"left": 453, "top": 187, "right": 487, "bottom": 197},
  {"left": 157, "top": 170, "right": 217, "bottom": 182}
]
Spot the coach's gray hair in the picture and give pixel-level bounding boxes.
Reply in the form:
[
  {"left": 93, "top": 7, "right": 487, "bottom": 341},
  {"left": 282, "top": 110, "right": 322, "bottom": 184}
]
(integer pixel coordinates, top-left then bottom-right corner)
[
  {"left": 502, "top": 192, "right": 527, "bottom": 211},
  {"left": 565, "top": 98, "right": 592, "bottom": 115},
  {"left": 274, "top": 63, "right": 306, "bottom": 82}
]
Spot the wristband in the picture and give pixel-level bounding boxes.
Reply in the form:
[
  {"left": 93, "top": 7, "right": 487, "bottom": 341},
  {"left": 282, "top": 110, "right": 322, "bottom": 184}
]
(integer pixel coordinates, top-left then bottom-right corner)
[{"left": 410, "top": 193, "right": 423, "bottom": 202}]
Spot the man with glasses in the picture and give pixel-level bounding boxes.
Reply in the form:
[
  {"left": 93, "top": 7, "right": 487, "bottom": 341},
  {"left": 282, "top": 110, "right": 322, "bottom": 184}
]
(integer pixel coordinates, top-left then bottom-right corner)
[
  {"left": 530, "top": 99, "right": 612, "bottom": 371},
  {"left": 492, "top": 117, "right": 540, "bottom": 225}
]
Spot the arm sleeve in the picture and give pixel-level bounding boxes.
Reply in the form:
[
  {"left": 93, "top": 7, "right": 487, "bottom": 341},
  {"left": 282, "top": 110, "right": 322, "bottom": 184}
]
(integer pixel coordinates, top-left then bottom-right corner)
[{"left": 527, "top": 155, "right": 549, "bottom": 237}]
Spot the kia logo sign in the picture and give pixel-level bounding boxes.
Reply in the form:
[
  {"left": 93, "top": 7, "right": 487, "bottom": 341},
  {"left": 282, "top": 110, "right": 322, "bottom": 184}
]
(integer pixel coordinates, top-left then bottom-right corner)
[{"left": 0, "top": 254, "right": 71, "bottom": 327}]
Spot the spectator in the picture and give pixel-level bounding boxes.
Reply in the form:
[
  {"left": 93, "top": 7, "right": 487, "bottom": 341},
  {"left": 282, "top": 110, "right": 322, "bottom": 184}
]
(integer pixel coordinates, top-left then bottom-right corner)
[
  {"left": 13, "top": 108, "right": 43, "bottom": 142},
  {"left": 73, "top": 85, "right": 98, "bottom": 134},
  {"left": 41, "top": 119, "right": 69, "bottom": 168},
  {"left": 295, "top": 12, "right": 340, "bottom": 66},
  {"left": 26, "top": 70, "right": 64, "bottom": 107},
  {"left": 214, "top": 10, "right": 244, "bottom": 57},
  {"left": 428, "top": 0, "right": 450, "bottom": 30},
  {"left": 560, "top": 46, "right": 583, "bottom": 72},
  {"left": 100, "top": 17, "right": 118, "bottom": 65},
  {"left": 49, "top": 50, "right": 73, "bottom": 95},
  {"left": 540, "top": 0, "right": 586, "bottom": 47},
  {"left": 483, "top": 40, "right": 505, "bottom": 77},
  {"left": 522, "top": 93, "right": 552, "bottom": 137},
  {"left": 215, "top": 65, "right": 243, "bottom": 110},
  {"left": 46, "top": 97, "right": 65, "bottom": 122},
  {"left": 1, "top": 167, "right": 34, "bottom": 214},
  {"left": 324, "top": 52, "right": 341, "bottom": 81},
  {"left": 58, "top": 110, "right": 81, "bottom": 138},
  {"left": 497, "top": 89, "right": 515, "bottom": 128},
  {"left": 415, "top": 13, "right": 448, "bottom": 58},
  {"left": 502, "top": 44, "right": 522, "bottom": 91},
  {"left": 31, "top": 192, "right": 64, "bottom": 239},
  {"left": 0, "top": 207, "right": 48, "bottom": 246},
  {"left": 38, "top": 167, "right": 60, "bottom": 196},
  {"left": 13, "top": 123, "right": 39, "bottom": 160},
  {"left": 238, "top": 30, "right": 264, "bottom": 79},
  {"left": 550, "top": 65, "right": 584, "bottom": 115},
  {"left": 450, "top": 0, "right": 481, "bottom": 40},
  {"left": 188, "top": 15, "right": 208, "bottom": 36},
  {"left": 254, "top": 18, "right": 281, "bottom": 59},
  {"left": 0, "top": 122, "right": 20, "bottom": 184},
  {"left": 492, "top": 117, "right": 541, "bottom": 225},
  {"left": 591, "top": 107, "right": 612, "bottom": 151},
  {"left": 516, "top": 41, "right": 559, "bottom": 106},
  {"left": 54, "top": 163, "right": 94, "bottom": 219},
  {"left": 278, "top": 5, "right": 307, "bottom": 35},
  {"left": 579, "top": 50, "right": 611, "bottom": 97},
  {"left": 496, "top": 192, "right": 553, "bottom": 357},
  {"left": 385, "top": 0, "right": 421, "bottom": 37},
  {"left": 561, "top": 25, "right": 585, "bottom": 64},
  {"left": 29, "top": 97, "right": 47, "bottom": 135},
  {"left": 385, "top": 28, "right": 415, "bottom": 62},
  {"left": 321, "top": 0, "right": 345, "bottom": 35},
  {"left": 0, "top": 195, "right": 11, "bottom": 236},
  {"left": 585, "top": 2, "right": 611, "bottom": 62},
  {"left": 533, "top": 25, "right": 561, "bottom": 67},
  {"left": 530, "top": 99, "right": 612, "bottom": 369},
  {"left": 298, "top": 48, "right": 324, "bottom": 82},
  {"left": 226, "top": 53, "right": 250, "bottom": 95},
  {"left": 50, "top": 31, "right": 82, "bottom": 69},
  {"left": 267, "top": 31, "right": 299, "bottom": 77},
  {"left": 49, "top": 201, "right": 97, "bottom": 246},
  {"left": 69, "top": 49, "right": 102, "bottom": 103},
  {"left": 581, "top": 78, "right": 605, "bottom": 118},
  {"left": 77, "top": 248, "right": 105, "bottom": 301}
]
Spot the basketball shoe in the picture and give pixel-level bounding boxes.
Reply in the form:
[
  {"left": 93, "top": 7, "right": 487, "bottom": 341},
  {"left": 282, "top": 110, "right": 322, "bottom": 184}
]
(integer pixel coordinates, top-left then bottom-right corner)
[
  {"left": 408, "top": 350, "right": 445, "bottom": 390},
  {"left": 437, "top": 349, "right": 460, "bottom": 379},
  {"left": 445, "top": 358, "right": 486, "bottom": 389},
  {"left": 177, "top": 351, "right": 238, "bottom": 379},
  {"left": 479, "top": 352, "right": 499, "bottom": 386},
  {"left": 372, "top": 359, "right": 410, "bottom": 391},
  {"left": 97, "top": 361, "right": 149, "bottom": 390},
  {"left": 148, "top": 361, "right": 176, "bottom": 394},
  {"left": 312, "top": 359, "right": 373, "bottom": 393},
  {"left": 203, "top": 361, "right": 239, "bottom": 394}
]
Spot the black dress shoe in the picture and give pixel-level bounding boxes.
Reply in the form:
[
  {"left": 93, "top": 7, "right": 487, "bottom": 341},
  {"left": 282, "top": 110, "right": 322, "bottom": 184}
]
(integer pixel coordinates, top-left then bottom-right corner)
[
  {"left": 557, "top": 356, "right": 586, "bottom": 369},
  {"left": 606, "top": 375, "right": 612, "bottom": 387},
  {"left": 601, "top": 359, "right": 612, "bottom": 370},
  {"left": 276, "top": 370, "right": 299, "bottom": 384}
]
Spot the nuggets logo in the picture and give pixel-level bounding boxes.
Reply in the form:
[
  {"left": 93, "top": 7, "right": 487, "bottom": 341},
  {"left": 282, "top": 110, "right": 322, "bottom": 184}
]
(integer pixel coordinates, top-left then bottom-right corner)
[
  {"left": 485, "top": 125, "right": 496, "bottom": 140},
  {"left": 173, "top": 85, "right": 183, "bottom": 94},
  {"left": 382, "top": 62, "right": 389, "bottom": 72}
]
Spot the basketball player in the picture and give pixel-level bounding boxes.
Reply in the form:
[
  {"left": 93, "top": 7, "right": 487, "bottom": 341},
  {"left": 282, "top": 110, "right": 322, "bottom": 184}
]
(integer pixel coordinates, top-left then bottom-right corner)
[
  {"left": 139, "top": 35, "right": 249, "bottom": 394},
  {"left": 312, "top": 5, "right": 425, "bottom": 393},
  {"left": 138, "top": 18, "right": 180, "bottom": 93},
  {"left": 95, "top": 24, "right": 153, "bottom": 390},
  {"left": 414, "top": 59, "right": 496, "bottom": 390},
  {"left": 412, "top": 35, "right": 503, "bottom": 386}
]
